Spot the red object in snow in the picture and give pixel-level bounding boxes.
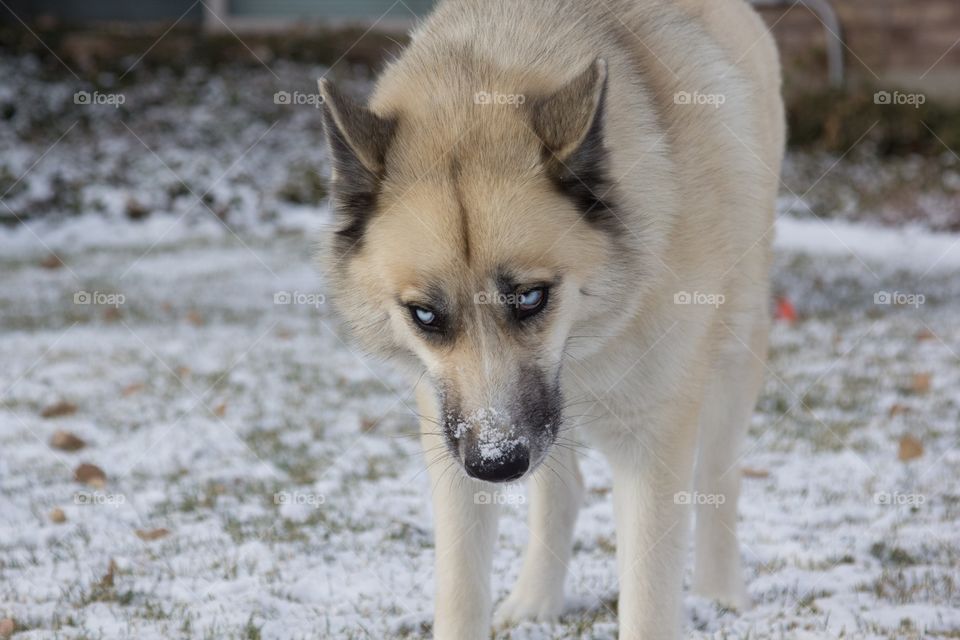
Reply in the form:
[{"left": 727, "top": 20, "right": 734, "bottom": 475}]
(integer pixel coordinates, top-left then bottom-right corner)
[{"left": 775, "top": 296, "right": 797, "bottom": 323}]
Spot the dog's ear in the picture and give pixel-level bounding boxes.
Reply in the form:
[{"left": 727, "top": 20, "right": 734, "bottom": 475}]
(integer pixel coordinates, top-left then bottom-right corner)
[
  {"left": 530, "top": 59, "right": 615, "bottom": 224},
  {"left": 530, "top": 58, "right": 607, "bottom": 166},
  {"left": 318, "top": 79, "right": 396, "bottom": 244}
]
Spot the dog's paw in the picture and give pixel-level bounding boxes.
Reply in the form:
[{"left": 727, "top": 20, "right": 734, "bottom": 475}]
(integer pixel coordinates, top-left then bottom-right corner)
[
  {"left": 493, "top": 588, "right": 565, "bottom": 626},
  {"left": 692, "top": 578, "right": 750, "bottom": 612}
]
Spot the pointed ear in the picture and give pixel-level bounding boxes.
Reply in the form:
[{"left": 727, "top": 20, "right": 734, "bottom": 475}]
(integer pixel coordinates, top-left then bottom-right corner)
[
  {"left": 318, "top": 79, "right": 396, "bottom": 246},
  {"left": 529, "top": 59, "right": 618, "bottom": 229},
  {"left": 530, "top": 58, "right": 607, "bottom": 165}
]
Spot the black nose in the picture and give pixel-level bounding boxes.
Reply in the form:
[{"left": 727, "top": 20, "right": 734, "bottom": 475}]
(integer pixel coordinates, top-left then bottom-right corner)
[{"left": 464, "top": 447, "right": 530, "bottom": 483}]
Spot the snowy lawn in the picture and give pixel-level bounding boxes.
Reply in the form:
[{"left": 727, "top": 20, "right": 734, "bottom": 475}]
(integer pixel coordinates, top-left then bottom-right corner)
[
  {"left": 1, "top": 54, "right": 960, "bottom": 640},
  {"left": 2, "top": 208, "right": 959, "bottom": 640}
]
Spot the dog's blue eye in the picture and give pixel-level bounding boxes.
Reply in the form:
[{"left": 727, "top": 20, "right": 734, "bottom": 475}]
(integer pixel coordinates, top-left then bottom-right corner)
[
  {"left": 411, "top": 306, "right": 440, "bottom": 330},
  {"left": 518, "top": 289, "right": 543, "bottom": 309},
  {"left": 515, "top": 287, "right": 548, "bottom": 320}
]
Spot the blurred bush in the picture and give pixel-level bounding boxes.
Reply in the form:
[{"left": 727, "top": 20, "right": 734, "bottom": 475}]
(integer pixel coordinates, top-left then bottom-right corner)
[
  {"left": 3, "top": 21, "right": 959, "bottom": 158},
  {"left": 788, "top": 85, "right": 960, "bottom": 155}
]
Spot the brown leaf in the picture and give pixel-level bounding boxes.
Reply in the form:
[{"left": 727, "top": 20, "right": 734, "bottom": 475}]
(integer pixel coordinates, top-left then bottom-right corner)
[
  {"left": 122, "top": 382, "right": 145, "bottom": 396},
  {"left": 186, "top": 310, "right": 204, "bottom": 326},
  {"left": 213, "top": 403, "right": 227, "bottom": 418},
  {"left": 898, "top": 435, "right": 924, "bottom": 462},
  {"left": 742, "top": 467, "right": 770, "bottom": 479},
  {"left": 40, "top": 254, "right": 63, "bottom": 269},
  {"left": 360, "top": 417, "right": 379, "bottom": 433},
  {"left": 176, "top": 366, "right": 191, "bottom": 378},
  {"left": 102, "top": 307, "right": 122, "bottom": 322},
  {"left": 911, "top": 373, "right": 932, "bottom": 395},
  {"left": 135, "top": 528, "right": 170, "bottom": 541},
  {"left": 74, "top": 463, "right": 107, "bottom": 488},
  {"left": 50, "top": 430, "right": 87, "bottom": 452},
  {"left": 49, "top": 507, "right": 67, "bottom": 524},
  {"left": 41, "top": 400, "right": 77, "bottom": 418},
  {"left": 0, "top": 618, "right": 15, "bottom": 638},
  {"left": 915, "top": 328, "right": 936, "bottom": 342},
  {"left": 888, "top": 404, "right": 910, "bottom": 417},
  {"left": 125, "top": 197, "right": 149, "bottom": 220}
]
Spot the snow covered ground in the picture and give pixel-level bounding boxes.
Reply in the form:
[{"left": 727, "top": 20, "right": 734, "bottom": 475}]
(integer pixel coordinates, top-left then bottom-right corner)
[
  {"left": 2, "top": 206, "right": 959, "bottom": 639},
  {"left": 2, "top": 54, "right": 959, "bottom": 640}
]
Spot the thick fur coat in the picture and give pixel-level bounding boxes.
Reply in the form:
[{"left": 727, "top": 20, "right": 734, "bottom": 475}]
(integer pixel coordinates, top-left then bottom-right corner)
[{"left": 318, "top": 0, "right": 785, "bottom": 637}]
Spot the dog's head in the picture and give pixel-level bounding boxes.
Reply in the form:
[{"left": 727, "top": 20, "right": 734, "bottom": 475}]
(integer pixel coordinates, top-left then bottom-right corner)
[{"left": 318, "top": 59, "right": 640, "bottom": 482}]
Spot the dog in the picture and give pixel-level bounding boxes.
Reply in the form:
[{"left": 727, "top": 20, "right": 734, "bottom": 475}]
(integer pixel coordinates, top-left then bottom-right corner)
[{"left": 318, "top": 0, "right": 784, "bottom": 637}]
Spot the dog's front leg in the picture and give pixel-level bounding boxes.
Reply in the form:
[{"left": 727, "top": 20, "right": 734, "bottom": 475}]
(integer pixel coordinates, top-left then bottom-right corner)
[
  {"left": 418, "top": 387, "right": 499, "bottom": 640},
  {"left": 608, "top": 410, "right": 699, "bottom": 640},
  {"left": 494, "top": 444, "right": 583, "bottom": 625},
  {"left": 428, "top": 473, "right": 499, "bottom": 639}
]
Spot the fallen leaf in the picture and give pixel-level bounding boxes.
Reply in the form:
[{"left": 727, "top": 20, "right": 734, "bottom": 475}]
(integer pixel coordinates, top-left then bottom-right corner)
[
  {"left": 103, "top": 307, "right": 122, "bottom": 322},
  {"left": 135, "top": 528, "right": 170, "bottom": 541},
  {"left": 911, "top": 373, "right": 932, "bottom": 394},
  {"left": 50, "top": 507, "right": 66, "bottom": 524},
  {"left": 275, "top": 327, "right": 293, "bottom": 340},
  {"left": 74, "top": 463, "right": 107, "bottom": 488},
  {"left": 176, "top": 366, "right": 191, "bottom": 378},
  {"left": 915, "top": 328, "right": 936, "bottom": 342},
  {"left": 41, "top": 400, "right": 77, "bottom": 418},
  {"left": 775, "top": 296, "right": 798, "bottom": 323},
  {"left": 360, "top": 417, "right": 379, "bottom": 432},
  {"left": 122, "top": 382, "right": 145, "bottom": 396},
  {"left": 888, "top": 404, "right": 910, "bottom": 417},
  {"left": 186, "top": 310, "right": 204, "bottom": 326},
  {"left": 0, "top": 618, "right": 15, "bottom": 638},
  {"left": 742, "top": 467, "right": 770, "bottom": 479},
  {"left": 50, "top": 430, "right": 86, "bottom": 452},
  {"left": 213, "top": 403, "right": 227, "bottom": 417},
  {"left": 898, "top": 435, "right": 924, "bottom": 461},
  {"left": 40, "top": 254, "right": 63, "bottom": 269},
  {"left": 125, "top": 197, "right": 149, "bottom": 220}
]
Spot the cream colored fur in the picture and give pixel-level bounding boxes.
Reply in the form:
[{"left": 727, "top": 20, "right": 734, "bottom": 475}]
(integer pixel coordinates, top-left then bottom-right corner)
[{"left": 318, "top": 0, "right": 784, "bottom": 638}]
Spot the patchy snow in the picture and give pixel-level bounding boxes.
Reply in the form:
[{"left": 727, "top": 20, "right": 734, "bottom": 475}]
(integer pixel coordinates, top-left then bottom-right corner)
[
  {"left": 3, "top": 206, "right": 958, "bottom": 639},
  {"left": 1, "top": 55, "right": 958, "bottom": 640},
  {"left": 776, "top": 213, "right": 960, "bottom": 274}
]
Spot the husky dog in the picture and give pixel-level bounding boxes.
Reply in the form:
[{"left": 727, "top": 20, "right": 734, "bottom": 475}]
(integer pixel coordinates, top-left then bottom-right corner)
[{"left": 318, "top": 0, "right": 784, "bottom": 637}]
